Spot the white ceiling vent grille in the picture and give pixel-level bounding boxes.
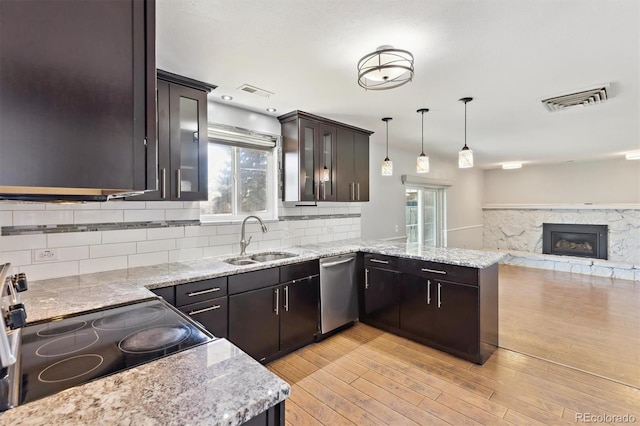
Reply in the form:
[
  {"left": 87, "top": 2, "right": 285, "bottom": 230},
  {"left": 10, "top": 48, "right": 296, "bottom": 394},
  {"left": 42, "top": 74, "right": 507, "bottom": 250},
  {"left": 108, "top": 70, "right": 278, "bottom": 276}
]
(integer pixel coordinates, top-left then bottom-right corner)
[
  {"left": 541, "top": 84, "right": 610, "bottom": 112},
  {"left": 237, "top": 84, "right": 274, "bottom": 98}
]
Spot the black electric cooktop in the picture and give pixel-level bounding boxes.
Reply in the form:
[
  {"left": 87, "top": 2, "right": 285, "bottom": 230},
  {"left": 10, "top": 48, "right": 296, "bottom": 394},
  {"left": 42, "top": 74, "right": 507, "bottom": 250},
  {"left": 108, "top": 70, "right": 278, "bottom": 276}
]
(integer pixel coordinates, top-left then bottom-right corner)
[{"left": 19, "top": 299, "right": 213, "bottom": 405}]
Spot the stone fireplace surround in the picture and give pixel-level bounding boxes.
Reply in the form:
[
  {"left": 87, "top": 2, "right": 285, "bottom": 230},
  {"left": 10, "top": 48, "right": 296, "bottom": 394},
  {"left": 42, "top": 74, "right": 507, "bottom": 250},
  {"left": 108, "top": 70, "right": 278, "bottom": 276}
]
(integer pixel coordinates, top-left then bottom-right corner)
[{"left": 483, "top": 206, "right": 640, "bottom": 281}]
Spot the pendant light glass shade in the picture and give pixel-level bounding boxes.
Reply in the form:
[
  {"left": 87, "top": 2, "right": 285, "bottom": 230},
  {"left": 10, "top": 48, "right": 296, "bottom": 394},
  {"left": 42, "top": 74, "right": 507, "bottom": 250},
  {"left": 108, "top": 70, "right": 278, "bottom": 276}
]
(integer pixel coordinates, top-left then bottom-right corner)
[
  {"left": 416, "top": 108, "right": 430, "bottom": 173},
  {"left": 458, "top": 97, "right": 474, "bottom": 169},
  {"left": 321, "top": 166, "right": 330, "bottom": 182},
  {"left": 381, "top": 117, "right": 393, "bottom": 176}
]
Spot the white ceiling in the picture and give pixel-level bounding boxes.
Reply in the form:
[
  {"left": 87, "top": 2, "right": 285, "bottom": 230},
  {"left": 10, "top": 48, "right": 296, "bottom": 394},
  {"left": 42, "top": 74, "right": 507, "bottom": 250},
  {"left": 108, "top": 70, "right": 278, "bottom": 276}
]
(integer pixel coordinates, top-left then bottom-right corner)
[{"left": 157, "top": 0, "right": 640, "bottom": 169}]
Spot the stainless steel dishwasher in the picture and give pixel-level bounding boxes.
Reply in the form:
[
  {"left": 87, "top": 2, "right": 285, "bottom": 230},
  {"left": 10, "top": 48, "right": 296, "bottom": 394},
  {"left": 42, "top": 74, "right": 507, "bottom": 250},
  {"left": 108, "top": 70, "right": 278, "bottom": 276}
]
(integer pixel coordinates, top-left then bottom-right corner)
[{"left": 319, "top": 254, "right": 358, "bottom": 336}]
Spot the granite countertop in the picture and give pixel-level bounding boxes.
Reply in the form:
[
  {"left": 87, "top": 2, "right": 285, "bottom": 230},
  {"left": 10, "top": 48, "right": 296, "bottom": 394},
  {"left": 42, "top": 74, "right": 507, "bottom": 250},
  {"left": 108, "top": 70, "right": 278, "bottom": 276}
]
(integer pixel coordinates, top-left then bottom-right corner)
[
  {"left": 7, "top": 238, "right": 503, "bottom": 424},
  {"left": 1, "top": 339, "right": 290, "bottom": 426}
]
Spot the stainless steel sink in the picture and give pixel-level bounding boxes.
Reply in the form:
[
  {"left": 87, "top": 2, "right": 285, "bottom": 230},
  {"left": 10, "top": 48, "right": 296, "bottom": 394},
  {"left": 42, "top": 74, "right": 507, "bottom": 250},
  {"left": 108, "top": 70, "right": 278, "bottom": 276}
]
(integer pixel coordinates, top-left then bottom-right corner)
[
  {"left": 223, "top": 252, "right": 298, "bottom": 266},
  {"left": 250, "top": 252, "right": 298, "bottom": 262}
]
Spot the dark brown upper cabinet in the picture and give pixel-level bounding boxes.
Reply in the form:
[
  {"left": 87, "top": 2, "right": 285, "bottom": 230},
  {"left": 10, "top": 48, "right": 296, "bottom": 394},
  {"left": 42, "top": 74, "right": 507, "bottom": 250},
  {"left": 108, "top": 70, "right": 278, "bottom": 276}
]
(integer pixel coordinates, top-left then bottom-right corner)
[
  {"left": 0, "top": 0, "right": 156, "bottom": 201},
  {"left": 279, "top": 111, "right": 372, "bottom": 203},
  {"left": 134, "top": 70, "right": 216, "bottom": 201}
]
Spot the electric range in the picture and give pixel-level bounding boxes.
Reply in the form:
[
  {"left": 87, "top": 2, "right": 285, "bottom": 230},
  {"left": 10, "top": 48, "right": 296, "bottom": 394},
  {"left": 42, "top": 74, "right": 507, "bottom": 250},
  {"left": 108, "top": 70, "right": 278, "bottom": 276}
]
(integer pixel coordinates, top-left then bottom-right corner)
[{"left": 18, "top": 298, "right": 214, "bottom": 406}]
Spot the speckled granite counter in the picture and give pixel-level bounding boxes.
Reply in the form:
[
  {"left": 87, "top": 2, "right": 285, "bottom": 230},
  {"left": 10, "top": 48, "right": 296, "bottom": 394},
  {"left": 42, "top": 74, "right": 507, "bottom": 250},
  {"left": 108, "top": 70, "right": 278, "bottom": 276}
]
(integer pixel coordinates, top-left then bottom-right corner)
[
  {"left": 6, "top": 238, "right": 503, "bottom": 424},
  {"left": 1, "top": 338, "right": 290, "bottom": 425}
]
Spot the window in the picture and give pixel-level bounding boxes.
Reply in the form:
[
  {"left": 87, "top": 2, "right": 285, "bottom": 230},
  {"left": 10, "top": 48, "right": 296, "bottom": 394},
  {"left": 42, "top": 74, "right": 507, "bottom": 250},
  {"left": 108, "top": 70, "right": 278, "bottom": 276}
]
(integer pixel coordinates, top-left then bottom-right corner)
[
  {"left": 200, "top": 127, "right": 278, "bottom": 222},
  {"left": 406, "top": 186, "right": 446, "bottom": 247}
]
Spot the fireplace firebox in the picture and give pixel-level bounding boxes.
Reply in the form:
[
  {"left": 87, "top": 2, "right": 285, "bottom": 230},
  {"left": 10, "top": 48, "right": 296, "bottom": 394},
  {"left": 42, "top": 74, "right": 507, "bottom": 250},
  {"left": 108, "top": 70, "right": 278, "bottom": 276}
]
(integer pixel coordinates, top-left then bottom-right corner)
[{"left": 542, "top": 223, "right": 608, "bottom": 260}]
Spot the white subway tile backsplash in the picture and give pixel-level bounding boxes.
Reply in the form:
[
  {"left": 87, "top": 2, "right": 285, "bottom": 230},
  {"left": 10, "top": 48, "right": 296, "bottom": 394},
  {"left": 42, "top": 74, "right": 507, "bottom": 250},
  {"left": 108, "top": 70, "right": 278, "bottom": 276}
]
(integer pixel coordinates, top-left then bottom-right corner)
[
  {"left": 58, "top": 246, "right": 90, "bottom": 261},
  {"left": 145, "top": 201, "right": 185, "bottom": 210},
  {"left": 0, "top": 202, "right": 45, "bottom": 211},
  {"left": 185, "top": 225, "right": 217, "bottom": 237},
  {"left": 169, "top": 248, "right": 204, "bottom": 262},
  {"left": 299, "top": 235, "right": 318, "bottom": 245},
  {"left": 79, "top": 256, "right": 128, "bottom": 275},
  {"left": 128, "top": 251, "right": 168, "bottom": 268},
  {"left": 137, "top": 239, "right": 176, "bottom": 254},
  {"left": 101, "top": 229, "right": 147, "bottom": 244},
  {"left": 90, "top": 243, "right": 137, "bottom": 258},
  {"left": 215, "top": 225, "right": 242, "bottom": 235},
  {"left": 20, "top": 261, "right": 79, "bottom": 281},
  {"left": 165, "top": 209, "right": 200, "bottom": 221},
  {"left": 47, "top": 232, "right": 101, "bottom": 248},
  {"left": 123, "top": 209, "right": 165, "bottom": 222},
  {"left": 202, "top": 245, "right": 233, "bottom": 258},
  {"left": 3, "top": 234, "right": 47, "bottom": 250},
  {"left": 0, "top": 211, "right": 12, "bottom": 226},
  {"left": 74, "top": 210, "right": 124, "bottom": 224},
  {"left": 101, "top": 201, "right": 147, "bottom": 210},
  {"left": 182, "top": 201, "right": 200, "bottom": 210},
  {"left": 146, "top": 227, "right": 184, "bottom": 240},
  {"left": 304, "top": 227, "right": 322, "bottom": 236},
  {"left": 317, "top": 234, "right": 335, "bottom": 243},
  {"left": 13, "top": 210, "right": 74, "bottom": 226},
  {"left": 209, "top": 234, "right": 240, "bottom": 246},
  {"left": 256, "top": 240, "right": 281, "bottom": 251},
  {"left": 45, "top": 203, "right": 96, "bottom": 211},
  {"left": 1, "top": 250, "right": 31, "bottom": 266},
  {"left": 176, "top": 237, "right": 210, "bottom": 249}
]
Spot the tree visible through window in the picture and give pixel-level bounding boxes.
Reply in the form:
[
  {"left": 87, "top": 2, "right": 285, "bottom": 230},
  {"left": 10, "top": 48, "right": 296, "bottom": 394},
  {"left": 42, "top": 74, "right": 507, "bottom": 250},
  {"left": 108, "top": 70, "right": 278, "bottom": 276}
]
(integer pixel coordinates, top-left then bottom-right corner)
[{"left": 200, "top": 142, "right": 275, "bottom": 221}]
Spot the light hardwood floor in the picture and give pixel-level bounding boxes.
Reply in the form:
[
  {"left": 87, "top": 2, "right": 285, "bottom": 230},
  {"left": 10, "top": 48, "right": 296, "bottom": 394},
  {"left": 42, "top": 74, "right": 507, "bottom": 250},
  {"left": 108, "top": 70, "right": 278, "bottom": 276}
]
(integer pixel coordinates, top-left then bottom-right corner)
[
  {"left": 499, "top": 265, "right": 640, "bottom": 388},
  {"left": 269, "top": 266, "right": 640, "bottom": 425}
]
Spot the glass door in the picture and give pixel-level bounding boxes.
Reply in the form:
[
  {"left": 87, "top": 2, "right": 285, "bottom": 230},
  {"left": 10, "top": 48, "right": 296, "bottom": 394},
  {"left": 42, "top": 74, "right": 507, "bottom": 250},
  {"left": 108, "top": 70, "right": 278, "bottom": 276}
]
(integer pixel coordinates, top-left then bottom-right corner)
[{"left": 406, "top": 187, "right": 445, "bottom": 247}]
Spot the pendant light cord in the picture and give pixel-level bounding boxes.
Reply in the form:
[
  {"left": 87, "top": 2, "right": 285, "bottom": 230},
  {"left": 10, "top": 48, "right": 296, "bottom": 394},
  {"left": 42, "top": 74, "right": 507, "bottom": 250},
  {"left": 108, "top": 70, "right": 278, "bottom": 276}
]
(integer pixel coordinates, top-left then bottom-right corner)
[
  {"left": 464, "top": 101, "right": 468, "bottom": 149},
  {"left": 421, "top": 110, "right": 425, "bottom": 155},
  {"left": 386, "top": 120, "right": 389, "bottom": 158}
]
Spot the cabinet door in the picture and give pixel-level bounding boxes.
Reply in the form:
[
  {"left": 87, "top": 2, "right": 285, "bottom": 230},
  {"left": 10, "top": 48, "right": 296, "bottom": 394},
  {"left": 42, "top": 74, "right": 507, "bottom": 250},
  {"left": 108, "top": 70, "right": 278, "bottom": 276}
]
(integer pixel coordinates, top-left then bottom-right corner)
[
  {"left": 228, "top": 286, "right": 280, "bottom": 362},
  {"left": 316, "top": 123, "right": 337, "bottom": 201},
  {"left": 399, "top": 274, "right": 436, "bottom": 340},
  {"left": 0, "top": 0, "right": 154, "bottom": 192},
  {"left": 363, "top": 267, "right": 400, "bottom": 329},
  {"left": 169, "top": 84, "right": 208, "bottom": 201},
  {"left": 280, "top": 276, "right": 319, "bottom": 351},
  {"left": 434, "top": 281, "right": 479, "bottom": 354},
  {"left": 336, "top": 128, "right": 355, "bottom": 202},
  {"left": 178, "top": 296, "right": 228, "bottom": 339},
  {"left": 298, "top": 118, "right": 317, "bottom": 201},
  {"left": 353, "top": 132, "right": 370, "bottom": 201}
]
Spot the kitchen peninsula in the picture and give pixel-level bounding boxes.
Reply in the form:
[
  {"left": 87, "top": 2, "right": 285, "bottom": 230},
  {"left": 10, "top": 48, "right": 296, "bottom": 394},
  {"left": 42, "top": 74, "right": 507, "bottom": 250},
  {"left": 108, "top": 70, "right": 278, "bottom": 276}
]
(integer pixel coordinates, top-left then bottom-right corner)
[{"left": 1, "top": 240, "right": 503, "bottom": 425}]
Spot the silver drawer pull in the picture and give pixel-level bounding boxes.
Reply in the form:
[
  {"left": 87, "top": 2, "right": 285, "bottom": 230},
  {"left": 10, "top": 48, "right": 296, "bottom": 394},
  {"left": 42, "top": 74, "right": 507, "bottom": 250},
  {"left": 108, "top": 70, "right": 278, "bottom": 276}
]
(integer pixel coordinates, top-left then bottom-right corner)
[
  {"left": 188, "top": 305, "right": 221, "bottom": 316},
  {"left": 188, "top": 287, "right": 221, "bottom": 297},
  {"left": 421, "top": 268, "right": 447, "bottom": 275},
  {"left": 369, "top": 259, "right": 389, "bottom": 264}
]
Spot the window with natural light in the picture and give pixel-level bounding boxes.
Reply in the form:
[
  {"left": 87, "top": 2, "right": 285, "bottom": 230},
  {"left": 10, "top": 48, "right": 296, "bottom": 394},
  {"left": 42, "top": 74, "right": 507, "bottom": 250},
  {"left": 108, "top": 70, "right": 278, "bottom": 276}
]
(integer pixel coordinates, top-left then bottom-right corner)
[{"left": 200, "top": 139, "right": 278, "bottom": 222}]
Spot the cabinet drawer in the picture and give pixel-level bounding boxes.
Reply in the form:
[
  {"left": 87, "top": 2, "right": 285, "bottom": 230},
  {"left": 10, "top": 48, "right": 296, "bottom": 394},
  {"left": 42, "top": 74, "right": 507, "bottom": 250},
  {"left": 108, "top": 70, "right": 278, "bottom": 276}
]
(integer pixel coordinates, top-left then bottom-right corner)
[
  {"left": 176, "top": 277, "right": 227, "bottom": 306},
  {"left": 280, "top": 260, "right": 319, "bottom": 282},
  {"left": 399, "top": 258, "right": 478, "bottom": 286},
  {"left": 228, "top": 267, "right": 280, "bottom": 295},
  {"left": 363, "top": 253, "right": 399, "bottom": 270},
  {"left": 177, "top": 296, "right": 227, "bottom": 339}
]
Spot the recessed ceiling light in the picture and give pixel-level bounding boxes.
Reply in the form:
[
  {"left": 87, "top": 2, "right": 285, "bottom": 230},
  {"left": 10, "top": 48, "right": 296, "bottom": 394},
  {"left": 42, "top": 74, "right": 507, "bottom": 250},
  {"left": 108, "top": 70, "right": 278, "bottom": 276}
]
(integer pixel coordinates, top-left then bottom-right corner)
[
  {"left": 502, "top": 162, "right": 522, "bottom": 170},
  {"left": 266, "top": 108, "right": 277, "bottom": 113},
  {"left": 221, "top": 95, "right": 233, "bottom": 101},
  {"left": 625, "top": 151, "right": 640, "bottom": 160}
]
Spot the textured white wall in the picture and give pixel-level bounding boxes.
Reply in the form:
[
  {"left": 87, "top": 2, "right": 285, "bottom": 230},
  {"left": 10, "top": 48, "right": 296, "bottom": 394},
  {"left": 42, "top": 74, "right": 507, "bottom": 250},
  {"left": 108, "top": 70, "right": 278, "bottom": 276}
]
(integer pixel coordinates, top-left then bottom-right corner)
[{"left": 483, "top": 158, "right": 640, "bottom": 205}]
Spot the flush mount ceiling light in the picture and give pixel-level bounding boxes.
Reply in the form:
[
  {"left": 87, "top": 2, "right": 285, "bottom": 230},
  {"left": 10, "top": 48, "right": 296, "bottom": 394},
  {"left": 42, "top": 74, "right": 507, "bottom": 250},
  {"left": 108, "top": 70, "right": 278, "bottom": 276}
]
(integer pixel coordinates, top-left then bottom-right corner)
[
  {"left": 381, "top": 117, "right": 393, "bottom": 176},
  {"left": 416, "top": 108, "right": 430, "bottom": 173},
  {"left": 502, "top": 162, "right": 523, "bottom": 170},
  {"left": 266, "top": 108, "right": 277, "bottom": 113},
  {"left": 221, "top": 95, "right": 233, "bottom": 101},
  {"left": 458, "top": 97, "right": 474, "bottom": 169},
  {"left": 358, "top": 45, "right": 414, "bottom": 90}
]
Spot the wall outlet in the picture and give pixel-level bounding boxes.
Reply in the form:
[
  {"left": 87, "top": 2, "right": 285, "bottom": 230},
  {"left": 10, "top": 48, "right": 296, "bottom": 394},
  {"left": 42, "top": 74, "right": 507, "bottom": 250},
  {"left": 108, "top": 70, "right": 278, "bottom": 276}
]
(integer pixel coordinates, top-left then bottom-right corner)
[
  {"left": 34, "top": 249, "right": 59, "bottom": 262},
  {"left": 395, "top": 224, "right": 399, "bottom": 232}
]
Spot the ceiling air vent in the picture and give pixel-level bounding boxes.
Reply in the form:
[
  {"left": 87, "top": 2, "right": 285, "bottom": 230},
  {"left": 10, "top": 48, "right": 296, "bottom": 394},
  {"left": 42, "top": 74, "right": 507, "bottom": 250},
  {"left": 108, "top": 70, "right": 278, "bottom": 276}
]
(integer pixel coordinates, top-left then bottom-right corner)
[
  {"left": 237, "top": 84, "right": 274, "bottom": 98},
  {"left": 541, "top": 84, "right": 610, "bottom": 112}
]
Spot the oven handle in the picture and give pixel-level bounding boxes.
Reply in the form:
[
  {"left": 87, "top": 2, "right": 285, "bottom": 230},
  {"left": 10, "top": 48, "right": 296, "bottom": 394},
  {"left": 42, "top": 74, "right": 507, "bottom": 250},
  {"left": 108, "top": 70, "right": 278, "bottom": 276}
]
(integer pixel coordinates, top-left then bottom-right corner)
[{"left": 188, "top": 305, "right": 221, "bottom": 316}]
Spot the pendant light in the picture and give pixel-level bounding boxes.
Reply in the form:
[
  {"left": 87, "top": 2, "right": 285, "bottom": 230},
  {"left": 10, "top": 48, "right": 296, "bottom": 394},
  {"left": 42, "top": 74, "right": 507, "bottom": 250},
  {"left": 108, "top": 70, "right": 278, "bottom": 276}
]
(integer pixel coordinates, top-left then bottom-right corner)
[
  {"left": 416, "top": 108, "right": 430, "bottom": 173},
  {"left": 381, "top": 117, "right": 393, "bottom": 176},
  {"left": 458, "top": 97, "right": 474, "bottom": 169}
]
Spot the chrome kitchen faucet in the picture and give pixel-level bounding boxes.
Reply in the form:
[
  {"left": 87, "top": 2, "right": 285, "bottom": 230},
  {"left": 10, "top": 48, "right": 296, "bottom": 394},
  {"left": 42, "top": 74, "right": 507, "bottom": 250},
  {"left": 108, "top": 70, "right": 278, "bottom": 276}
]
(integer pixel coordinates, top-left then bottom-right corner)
[{"left": 239, "top": 215, "right": 268, "bottom": 255}]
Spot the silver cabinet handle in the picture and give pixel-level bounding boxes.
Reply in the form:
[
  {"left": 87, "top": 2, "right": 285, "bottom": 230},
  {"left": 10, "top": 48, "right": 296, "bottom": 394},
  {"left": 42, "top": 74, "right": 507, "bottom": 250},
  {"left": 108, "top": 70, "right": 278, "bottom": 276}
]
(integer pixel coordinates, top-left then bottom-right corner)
[
  {"left": 284, "top": 285, "right": 289, "bottom": 312},
  {"left": 370, "top": 259, "right": 389, "bottom": 265},
  {"left": 321, "top": 181, "right": 326, "bottom": 200},
  {"left": 349, "top": 183, "right": 354, "bottom": 201},
  {"left": 187, "top": 287, "right": 220, "bottom": 297},
  {"left": 176, "top": 169, "right": 182, "bottom": 198},
  {"left": 437, "top": 283, "right": 442, "bottom": 308},
  {"left": 315, "top": 180, "right": 320, "bottom": 201},
  {"left": 188, "top": 305, "right": 220, "bottom": 316},
  {"left": 274, "top": 288, "right": 279, "bottom": 315},
  {"left": 321, "top": 257, "right": 355, "bottom": 268},
  {"left": 365, "top": 268, "right": 369, "bottom": 289},
  {"left": 421, "top": 268, "right": 447, "bottom": 275},
  {"left": 427, "top": 280, "right": 431, "bottom": 305},
  {"left": 356, "top": 182, "right": 360, "bottom": 201},
  {"left": 160, "top": 168, "right": 167, "bottom": 199}
]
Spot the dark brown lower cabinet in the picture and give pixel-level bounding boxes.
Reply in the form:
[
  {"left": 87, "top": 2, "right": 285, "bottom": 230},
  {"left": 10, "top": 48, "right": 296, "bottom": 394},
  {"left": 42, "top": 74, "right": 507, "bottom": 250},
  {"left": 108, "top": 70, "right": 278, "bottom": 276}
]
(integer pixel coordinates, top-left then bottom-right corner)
[
  {"left": 242, "top": 402, "right": 285, "bottom": 426},
  {"left": 399, "top": 274, "right": 435, "bottom": 340},
  {"left": 228, "top": 267, "right": 319, "bottom": 363},
  {"left": 362, "top": 266, "right": 400, "bottom": 329},
  {"left": 177, "top": 296, "right": 228, "bottom": 339}
]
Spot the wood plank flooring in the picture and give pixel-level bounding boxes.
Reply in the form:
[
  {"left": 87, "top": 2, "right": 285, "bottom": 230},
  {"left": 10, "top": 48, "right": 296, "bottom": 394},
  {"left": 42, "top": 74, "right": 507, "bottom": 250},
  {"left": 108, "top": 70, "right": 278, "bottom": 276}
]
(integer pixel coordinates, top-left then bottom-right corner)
[
  {"left": 499, "top": 265, "right": 640, "bottom": 388},
  {"left": 268, "top": 265, "right": 640, "bottom": 425}
]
